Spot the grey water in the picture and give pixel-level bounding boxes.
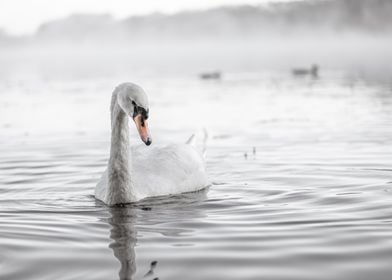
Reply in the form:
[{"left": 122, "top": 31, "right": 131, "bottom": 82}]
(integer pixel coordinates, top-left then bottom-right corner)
[{"left": 1, "top": 64, "right": 392, "bottom": 280}]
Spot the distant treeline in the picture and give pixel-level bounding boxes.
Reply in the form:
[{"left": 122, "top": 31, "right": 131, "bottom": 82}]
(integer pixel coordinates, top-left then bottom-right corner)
[{"left": 1, "top": 0, "right": 391, "bottom": 45}]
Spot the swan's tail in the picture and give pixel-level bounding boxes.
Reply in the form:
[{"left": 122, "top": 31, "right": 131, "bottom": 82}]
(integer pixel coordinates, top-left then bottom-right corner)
[{"left": 185, "top": 128, "right": 209, "bottom": 159}]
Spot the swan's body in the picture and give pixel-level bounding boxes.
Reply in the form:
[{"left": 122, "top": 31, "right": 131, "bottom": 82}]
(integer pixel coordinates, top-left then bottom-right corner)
[
  {"left": 95, "top": 83, "right": 208, "bottom": 205},
  {"left": 96, "top": 144, "right": 207, "bottom": 203}
]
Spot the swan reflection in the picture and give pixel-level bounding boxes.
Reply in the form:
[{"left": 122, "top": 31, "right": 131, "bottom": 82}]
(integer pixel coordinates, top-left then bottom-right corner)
[
  {"left": 109, "top": 206, "right": 138, "bottom": 280},
  {"left": 107, "top": 189, "right": 208, "bottom": 280}
]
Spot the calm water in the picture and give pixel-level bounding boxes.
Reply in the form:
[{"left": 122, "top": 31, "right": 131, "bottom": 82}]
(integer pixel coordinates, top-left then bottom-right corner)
[{"left": 1, "top": 69, "right": 392, "bottom": 280}]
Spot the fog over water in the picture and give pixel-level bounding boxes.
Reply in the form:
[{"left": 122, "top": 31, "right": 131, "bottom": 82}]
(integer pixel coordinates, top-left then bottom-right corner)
[{"left": 1, "top": 0, "right": 391, "bottom": 79}]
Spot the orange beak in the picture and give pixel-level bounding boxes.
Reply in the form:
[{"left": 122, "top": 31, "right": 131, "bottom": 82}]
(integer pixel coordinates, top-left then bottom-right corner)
[{"left": 133, "top": 114, "right": 152, "bottom": 146}]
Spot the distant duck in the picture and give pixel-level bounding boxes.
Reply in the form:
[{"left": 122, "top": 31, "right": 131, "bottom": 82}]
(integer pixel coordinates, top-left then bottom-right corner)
[
  {"left": 292, "top": 64, "right": 319, "bottom": 78},
  {"left": 199, "top": 71, "right": 221, "bottom": 80}
]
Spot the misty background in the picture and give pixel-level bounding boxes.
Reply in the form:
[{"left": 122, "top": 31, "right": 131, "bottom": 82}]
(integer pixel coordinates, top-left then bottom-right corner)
[{"left": 0, "top": 0, "right": 391, "bottom": 81}]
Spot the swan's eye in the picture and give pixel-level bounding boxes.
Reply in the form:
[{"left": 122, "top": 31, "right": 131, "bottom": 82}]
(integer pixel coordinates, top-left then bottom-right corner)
[
  {"left": 132, "top": 103, "right": 149, "bottom": 120},
  {"left": 140, "top": 107, "right": 149, "bottom": 120}
]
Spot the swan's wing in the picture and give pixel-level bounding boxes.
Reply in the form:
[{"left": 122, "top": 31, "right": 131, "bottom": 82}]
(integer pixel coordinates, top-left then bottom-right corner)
[
  {"left": 184, "top": 128, "right": 209, "bottom": 159},
  {"left": 130, "top": 144, "right": 208, "bottom": 200}
]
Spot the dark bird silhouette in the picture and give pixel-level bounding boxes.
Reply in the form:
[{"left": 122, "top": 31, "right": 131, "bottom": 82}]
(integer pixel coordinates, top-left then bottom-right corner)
[{"left": 292, "top": 64, "right": 319, "bottom": 78}]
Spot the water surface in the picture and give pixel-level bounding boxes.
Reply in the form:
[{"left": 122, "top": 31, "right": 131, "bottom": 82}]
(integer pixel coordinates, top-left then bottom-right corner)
[{"left": 1, "top": 70, "right": 392, "bottom": 280}]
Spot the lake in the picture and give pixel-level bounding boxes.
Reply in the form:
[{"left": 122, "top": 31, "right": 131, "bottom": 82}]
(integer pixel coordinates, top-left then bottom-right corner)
[{"left": 1, "top": 63, "right": 392, "bottom": 280}]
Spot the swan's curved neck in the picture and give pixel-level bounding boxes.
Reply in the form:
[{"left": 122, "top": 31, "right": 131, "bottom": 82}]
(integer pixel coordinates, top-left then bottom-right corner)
[{"left": 108, "top": 93, "right": 133, "bottom": 204}]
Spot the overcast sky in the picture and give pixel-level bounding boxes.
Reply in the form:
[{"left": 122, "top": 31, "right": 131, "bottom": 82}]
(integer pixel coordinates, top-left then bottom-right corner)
[{"left": 0, "top": 0, "right": 301, "bottom": 35}]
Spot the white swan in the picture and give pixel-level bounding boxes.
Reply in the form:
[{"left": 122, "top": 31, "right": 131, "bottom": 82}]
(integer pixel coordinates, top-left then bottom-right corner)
[{"left": 95, "top": 83, "right": 208, "bottom": 205}]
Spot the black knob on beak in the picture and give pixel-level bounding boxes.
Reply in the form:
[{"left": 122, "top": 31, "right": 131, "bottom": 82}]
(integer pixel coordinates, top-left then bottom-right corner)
[{"left": 145, "top": 137, "right": 152, "bottom": 146}]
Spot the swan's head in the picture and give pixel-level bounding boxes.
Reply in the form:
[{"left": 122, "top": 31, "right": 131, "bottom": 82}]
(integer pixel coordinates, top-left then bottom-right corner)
[{"left": 117, "top": 83, "right": 152, "bottom": 146}]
